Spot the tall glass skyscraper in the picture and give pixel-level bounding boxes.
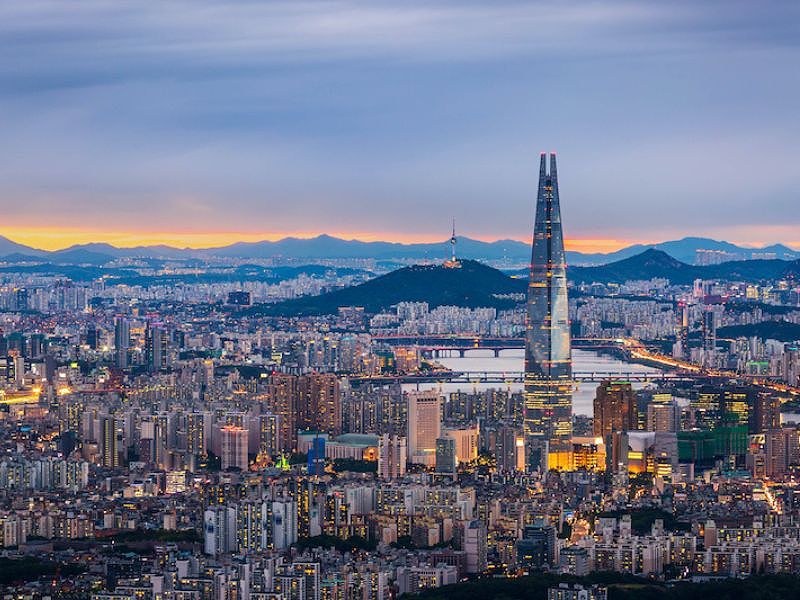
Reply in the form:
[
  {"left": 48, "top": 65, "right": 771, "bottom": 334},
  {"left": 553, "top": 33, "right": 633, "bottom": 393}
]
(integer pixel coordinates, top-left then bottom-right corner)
[{"left": 524, "top": 152, "right": 573, "bottom": 471}]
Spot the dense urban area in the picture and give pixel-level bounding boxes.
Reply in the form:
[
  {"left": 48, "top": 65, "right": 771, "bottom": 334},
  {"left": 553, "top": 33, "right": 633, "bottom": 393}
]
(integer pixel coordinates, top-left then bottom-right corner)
[{"left": 0, "top": 222, "right": 799, "bottom": 600}]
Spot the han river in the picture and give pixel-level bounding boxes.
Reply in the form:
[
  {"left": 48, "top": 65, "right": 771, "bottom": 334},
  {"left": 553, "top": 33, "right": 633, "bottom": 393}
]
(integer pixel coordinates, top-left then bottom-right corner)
[{"left": 402, "top": 348, "right": 664, "bottom": 417}]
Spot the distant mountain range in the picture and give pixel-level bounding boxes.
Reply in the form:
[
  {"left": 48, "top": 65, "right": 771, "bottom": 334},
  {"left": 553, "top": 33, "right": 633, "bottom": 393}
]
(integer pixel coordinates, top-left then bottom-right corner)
[
  {"left": 0, "top": 234, "right": 797, "bottom": 266},
  {"left": 568, "top": 237, "right": 800, "bottom": 265},
  {"left": 250, "top": 250, "right": 800, "bottom": 316}
]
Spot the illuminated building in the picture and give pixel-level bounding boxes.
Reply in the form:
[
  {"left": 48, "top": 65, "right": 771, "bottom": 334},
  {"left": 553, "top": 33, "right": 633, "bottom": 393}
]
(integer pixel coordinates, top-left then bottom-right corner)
[
  {"left": 220, "top": 425, "right": 248, "bottom": 471},
  {"left": 235, "top": 500, "right": 266, "bottom": 554},
  {"left": 558, "top": 547, "right": 591, "bottom": 577},
  {"left": 377, "top": 434, "right": 407, "bottom": 479},
  {"left": 435, "top": 437, "right": 457, "bottom": 476},
  {"left": 99, "top": 415, "right": 120, "bottom": 468},
  {"left": 646, "top": 401, "right": 681, "bottom": 433},
  {"left": 298, "top": 373, "right": 341, "bottom": 437},
  {"left": 145, "top": 323, "right": 170, "bottom": 372},
  {"left": 251, "top": 412, "right": 281, "bottom": 459},
  {"left": 407, "top": 390, "right": 442, "bottom": 466},
  {"left": 115, "top": 318, "right": 136, "bottom": 366},
  {"left": 494, "top": 425, "right": 524, "bottom": 473},
  {"left": 524, "top": 152, "right": 573, "bottom": 471},
  {"left": 442, "top": 424, "right": 479, "bottom": 464},
  {"left": 593, "top": 381, "right": 637, "bottom": 441},
  {"left": 548, "top": 583, "right": 607, "bottom": 600},
  {"left": 751, "top": 392, "right": 780, "bottom": 434},
  {"left": 610, "top": 431, "right": 678, "bottom": 475},
  {"left": 702, "top": 308, "right": 716, "bottom": 352},
  {"left": 164, "top": 470, "right": 185, "bottom": 494},
  {"left": 572, "top": 437, "right": 605, "bottom": 471},
  {"left": 265, "top": 373, "right": 298, "bottom": 451},
  {"left": 186, "top": 411, "right": 208, "bottom": 456}
]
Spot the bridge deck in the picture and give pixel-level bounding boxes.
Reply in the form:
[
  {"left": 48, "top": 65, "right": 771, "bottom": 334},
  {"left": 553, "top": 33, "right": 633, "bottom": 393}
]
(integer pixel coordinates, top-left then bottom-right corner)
[{"left": 348, "top": 371, "right": 686, "bottom": 384}]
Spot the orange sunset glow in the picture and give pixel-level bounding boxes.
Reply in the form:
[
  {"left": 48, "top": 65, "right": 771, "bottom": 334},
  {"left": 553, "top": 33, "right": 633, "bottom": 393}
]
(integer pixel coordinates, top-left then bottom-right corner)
[{"left": 0, "top": 226, "right": 643, "bottom": 254}]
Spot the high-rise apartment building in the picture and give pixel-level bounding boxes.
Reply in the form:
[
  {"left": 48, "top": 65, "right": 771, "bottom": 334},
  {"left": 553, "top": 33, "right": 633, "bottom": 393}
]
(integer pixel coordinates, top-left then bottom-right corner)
[
  {"left": 220, "top": 425, "right": 248, "bottom": 471},
  {"left": 145, "top": 323, "right": 170, "bottom": 372},
  {"left": 298, "top": 373, "right": 341, "bottom": 437},
  {"left": 186, "top": 412, "right": 208, "bottom": 456},
  {"left": 435, "top": 437, "right": 457, "bottom": 476},
  {"left": 524, "top": 152, "right": 573, "bottom": 471},
  {"left": 113, "top": 317, "right": 130, "bottom": 369},
  {"left": 250, "top": 413, "right": 282, "bottom": 458},
  {"left": 377, "top": 434, "right": 407, "bottom": 479},
  {"left": 99, "top": 415, "right": 120, "bottom": 468},
  {"left": 265, "top": 373, "right": 298, "bottom": 451}
]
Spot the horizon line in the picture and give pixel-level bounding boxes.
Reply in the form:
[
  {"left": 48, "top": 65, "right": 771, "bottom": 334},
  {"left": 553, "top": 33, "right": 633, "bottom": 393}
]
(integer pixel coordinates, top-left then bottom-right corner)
[{"left": 0, "top": 227, "right": 798, "bottom": 255}]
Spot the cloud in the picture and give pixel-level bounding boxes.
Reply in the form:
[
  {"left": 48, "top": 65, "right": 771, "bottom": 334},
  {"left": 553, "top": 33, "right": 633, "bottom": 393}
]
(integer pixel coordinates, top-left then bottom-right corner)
[{"left": 0, "top": 0, "right": 798, "bottom": 245}]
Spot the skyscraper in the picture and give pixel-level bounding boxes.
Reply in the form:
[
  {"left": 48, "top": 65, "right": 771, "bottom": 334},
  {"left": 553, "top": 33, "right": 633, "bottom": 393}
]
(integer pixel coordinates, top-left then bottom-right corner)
[
  {"left": 113, "top": 317, "right": 130, "bottom": 369},
  {"left": 593, "top": 381, "right": 638, "bottom": 441},
  {"left": 407, "top": 390, "right": 442, "bottom": 466},
  {"left": 377, "top": 434, "right": 407, "bottom": 479},
  {"left": 221, "top": 425, "right": 248, "bottom": 471},
  {"left": 297, "top": 373, "right": 342, "bottom": 437},
  {"left": 145, "top": 323, "right": 170, "bottom": 372},
  {"left": 524, "top": 152, "right": 573, "bottom": 471}
]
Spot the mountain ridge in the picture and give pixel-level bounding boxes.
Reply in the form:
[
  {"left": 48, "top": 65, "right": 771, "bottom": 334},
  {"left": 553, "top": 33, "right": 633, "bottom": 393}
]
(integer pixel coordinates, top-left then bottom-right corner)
[{"left": 0, "top": 234, "right": 796, "bottom": 265}]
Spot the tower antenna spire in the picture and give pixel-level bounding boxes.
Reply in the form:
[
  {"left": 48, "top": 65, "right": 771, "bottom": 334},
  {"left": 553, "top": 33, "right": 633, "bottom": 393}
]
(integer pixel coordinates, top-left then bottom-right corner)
[
  {"left": 450, "top": 217, "right": 457, "bottom": 262},
  {"left": 444, "top": 218, "right": 461, "bottom": 268}
]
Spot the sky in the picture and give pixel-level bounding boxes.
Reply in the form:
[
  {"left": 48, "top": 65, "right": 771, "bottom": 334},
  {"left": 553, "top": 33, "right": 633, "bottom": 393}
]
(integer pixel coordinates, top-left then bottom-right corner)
[{"left": 0, "top": 0, "right": 799, "bottom": 251}]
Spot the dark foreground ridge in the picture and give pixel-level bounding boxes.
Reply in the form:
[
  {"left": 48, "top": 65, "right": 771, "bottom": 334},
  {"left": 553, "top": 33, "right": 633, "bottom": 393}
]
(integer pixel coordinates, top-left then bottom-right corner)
[{"left": 413, "top": 572, "right": 800, "bottom": 600}]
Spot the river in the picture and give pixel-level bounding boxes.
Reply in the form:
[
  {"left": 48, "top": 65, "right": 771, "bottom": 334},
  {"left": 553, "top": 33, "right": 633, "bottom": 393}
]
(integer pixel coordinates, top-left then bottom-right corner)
[{"left": 401, "top": 348, "right": 665, "bottom": 417}]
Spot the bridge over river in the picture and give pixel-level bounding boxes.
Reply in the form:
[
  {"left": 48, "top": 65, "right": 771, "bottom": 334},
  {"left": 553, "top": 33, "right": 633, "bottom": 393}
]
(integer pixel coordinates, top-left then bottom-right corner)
[{"left": 348, "top": 370, "right": 691, "bottom": 385}]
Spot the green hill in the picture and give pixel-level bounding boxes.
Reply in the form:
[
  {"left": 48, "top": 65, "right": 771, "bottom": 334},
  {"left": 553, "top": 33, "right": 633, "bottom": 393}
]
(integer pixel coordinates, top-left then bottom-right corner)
[
  {"left": 246, "top": 259, "right": 526, "bottom": 316},
  {"left": 570, "top": 249, "right": 800, "bottom": 285},
  {"left": 717, "top": 321, "right": 800, "bottom": 342}
]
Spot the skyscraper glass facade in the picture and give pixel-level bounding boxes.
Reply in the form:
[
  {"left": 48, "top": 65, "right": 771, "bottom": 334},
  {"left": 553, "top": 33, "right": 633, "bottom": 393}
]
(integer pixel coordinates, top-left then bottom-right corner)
[{"left": 524, "top": 152, "right": 573, "bottom": 470}]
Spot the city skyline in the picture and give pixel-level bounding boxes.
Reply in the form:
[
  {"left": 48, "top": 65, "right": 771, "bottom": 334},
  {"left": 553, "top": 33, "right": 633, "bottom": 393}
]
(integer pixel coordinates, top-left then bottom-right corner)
[
  {"left": 3, "top": 2, "right": 800, "bottom": 597},
  {"left": 1, "top": 1, "right": 799, "bottom": 249}
]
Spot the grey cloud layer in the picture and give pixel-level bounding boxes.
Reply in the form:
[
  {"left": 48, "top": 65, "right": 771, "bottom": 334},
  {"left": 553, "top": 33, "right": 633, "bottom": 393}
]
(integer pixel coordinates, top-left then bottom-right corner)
[{"left": 0, "top": 0, "right": 798, "bottom": 239}]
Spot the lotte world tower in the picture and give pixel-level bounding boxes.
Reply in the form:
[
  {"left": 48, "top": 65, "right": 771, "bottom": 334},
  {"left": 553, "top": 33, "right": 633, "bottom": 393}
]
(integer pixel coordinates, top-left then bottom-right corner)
[{"left": 524, "top": 152, "right": 573, "bottom": 471}]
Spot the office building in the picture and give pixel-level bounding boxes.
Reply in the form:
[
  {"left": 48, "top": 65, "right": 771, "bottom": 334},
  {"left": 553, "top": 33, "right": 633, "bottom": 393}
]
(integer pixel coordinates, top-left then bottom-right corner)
[
  {"left": 593, "top": 381, "right": 637, "bottom": 441},
  {"left": 407, "top": 391, "right": 442, "bottom": 466}
]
